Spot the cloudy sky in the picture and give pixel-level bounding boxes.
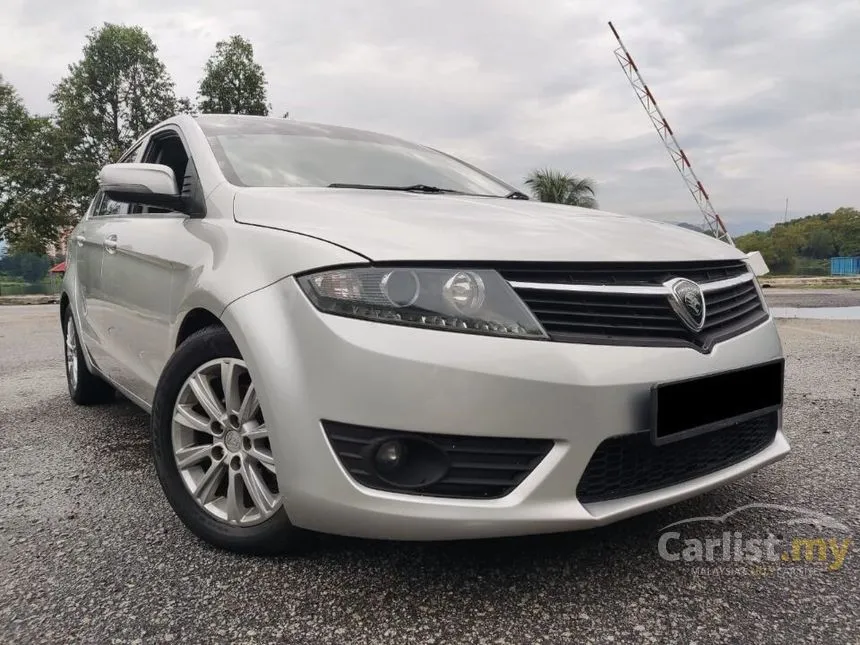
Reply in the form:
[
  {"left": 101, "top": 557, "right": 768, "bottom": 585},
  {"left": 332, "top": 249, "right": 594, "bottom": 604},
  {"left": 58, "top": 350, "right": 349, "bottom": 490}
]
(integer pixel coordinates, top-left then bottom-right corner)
[{"left": 2, "top": 0, "right": 859, "bottom": 234}]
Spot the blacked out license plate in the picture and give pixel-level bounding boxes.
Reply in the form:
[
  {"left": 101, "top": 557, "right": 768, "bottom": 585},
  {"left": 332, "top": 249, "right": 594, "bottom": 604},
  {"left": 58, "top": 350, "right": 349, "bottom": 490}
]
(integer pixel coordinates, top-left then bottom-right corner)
[{"left": 650, "top": 359, "right": 784, "bottom": 446}]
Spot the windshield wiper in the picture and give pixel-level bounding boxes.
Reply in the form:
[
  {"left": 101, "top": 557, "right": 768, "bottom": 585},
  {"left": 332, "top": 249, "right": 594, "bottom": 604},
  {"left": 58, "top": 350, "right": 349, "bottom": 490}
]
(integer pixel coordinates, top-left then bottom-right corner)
[
  {"left": 328, "top": 183, "right": 529, "bottom": 199},
  {"left": 328, "top": 183, "right": 465, "bottom": 194},
  {"left": 505, "top": 190, "right": 530, "bottom": 200}
]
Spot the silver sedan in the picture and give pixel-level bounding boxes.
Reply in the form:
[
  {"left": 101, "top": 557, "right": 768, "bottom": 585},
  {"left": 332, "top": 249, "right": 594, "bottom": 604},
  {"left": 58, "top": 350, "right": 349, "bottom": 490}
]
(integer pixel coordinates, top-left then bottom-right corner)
[{"left": 61, "top": 114, "right": 789, "bottom": 554}]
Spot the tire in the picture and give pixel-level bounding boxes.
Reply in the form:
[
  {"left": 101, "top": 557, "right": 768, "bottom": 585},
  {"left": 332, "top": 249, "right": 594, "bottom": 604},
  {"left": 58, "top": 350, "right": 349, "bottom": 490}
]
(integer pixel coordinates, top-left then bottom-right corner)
[
  {"left": 63, "top": 309, "right": 114, "bottom": 405},
  {"left": 151, "top": 325, "right": 308, "bottom": 555}
]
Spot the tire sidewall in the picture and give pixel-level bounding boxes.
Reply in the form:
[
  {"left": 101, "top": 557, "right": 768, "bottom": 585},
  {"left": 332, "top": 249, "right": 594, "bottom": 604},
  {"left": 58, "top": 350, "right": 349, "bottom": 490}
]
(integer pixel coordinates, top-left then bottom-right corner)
[{"left": 151, "top": 326, "right": 298, "bottom": 553}]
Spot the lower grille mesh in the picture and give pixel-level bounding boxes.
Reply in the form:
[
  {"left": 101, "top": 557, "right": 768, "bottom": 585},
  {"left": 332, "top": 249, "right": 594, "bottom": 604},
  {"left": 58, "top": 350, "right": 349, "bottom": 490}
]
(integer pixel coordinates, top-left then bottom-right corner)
[{"left": 576, "top": 412, "right": 779, "bottom": 503}]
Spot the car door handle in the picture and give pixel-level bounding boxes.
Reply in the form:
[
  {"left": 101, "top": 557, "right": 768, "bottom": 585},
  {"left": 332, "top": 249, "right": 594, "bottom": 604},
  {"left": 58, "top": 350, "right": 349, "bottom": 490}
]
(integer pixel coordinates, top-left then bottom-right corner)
[
  {"left": 103, "top": 235, "right": 118, "bottom": 254},
  {"left": 75, "top": 234, "right": 86, "bottom": 247}
]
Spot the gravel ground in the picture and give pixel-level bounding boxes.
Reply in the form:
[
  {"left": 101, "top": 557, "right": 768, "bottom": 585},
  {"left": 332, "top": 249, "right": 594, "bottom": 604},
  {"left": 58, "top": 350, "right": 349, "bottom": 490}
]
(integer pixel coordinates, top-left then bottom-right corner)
[
  {"left": 1, "top": 304, "right": 858, "bottom": 645},
  {"left": 762, "top": 288, "right": 860, "bottom": 308}
]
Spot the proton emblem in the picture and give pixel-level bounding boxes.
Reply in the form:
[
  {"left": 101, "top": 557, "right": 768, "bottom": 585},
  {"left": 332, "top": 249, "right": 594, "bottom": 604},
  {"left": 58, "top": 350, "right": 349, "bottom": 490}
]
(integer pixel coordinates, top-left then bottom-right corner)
[{"left": 664, "top": 277, "right": 706, "bottom": 332}]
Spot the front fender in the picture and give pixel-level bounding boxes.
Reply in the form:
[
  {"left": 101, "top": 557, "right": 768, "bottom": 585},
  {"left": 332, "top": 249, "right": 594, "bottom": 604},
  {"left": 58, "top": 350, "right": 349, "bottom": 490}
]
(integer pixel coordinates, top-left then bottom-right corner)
[{"left": 167, "top": 222, "right": 365, "bottom": 350}]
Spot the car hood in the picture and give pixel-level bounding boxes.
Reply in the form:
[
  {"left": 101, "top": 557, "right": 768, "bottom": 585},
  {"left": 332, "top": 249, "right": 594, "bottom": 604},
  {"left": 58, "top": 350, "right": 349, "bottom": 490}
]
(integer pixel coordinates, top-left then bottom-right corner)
[{"left": 233, "top": 188, "right": 745, "bottom": 263}]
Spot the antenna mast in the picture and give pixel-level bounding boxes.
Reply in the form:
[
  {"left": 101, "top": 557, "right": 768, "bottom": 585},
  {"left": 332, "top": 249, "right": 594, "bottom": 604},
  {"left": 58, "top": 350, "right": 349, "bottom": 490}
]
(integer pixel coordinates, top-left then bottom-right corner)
[{"left": 608, "top": 21, "right": 733, "bottom": 245}]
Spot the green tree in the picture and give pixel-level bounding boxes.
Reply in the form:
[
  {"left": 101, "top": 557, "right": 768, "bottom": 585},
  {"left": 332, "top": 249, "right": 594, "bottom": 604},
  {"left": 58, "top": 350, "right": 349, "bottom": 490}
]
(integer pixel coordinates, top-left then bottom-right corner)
[
  {"left": 197, "top": 35, "right": 270, "bottom": 115},
  {"left": 176, "top": 96, "right": 196, "bottom": 114},
  {"left": 805, "top": 228, "right": 836, "bottom": 259},
  {"left": 0, "top": 76, "right": 75, "bottom": 253},
  {"left": 18, "top": 253, "right": 51, "bottom": 282},
  {"left": 0, "top": 75, "right": 29, "bottom": 166},
  {"left": 830, "top": 207, "right": 860, "bottom": 256},
  {"left": 0, "top": 252, "right": 51, "bottom": 282},
  {"left": 0, "top": 75, "right": 30, "bottom": 229},
  {"left": 524, "top": 168, "right": 598, "bottom": 208},
  {"left": 51, "top": 23, "right": 179, "bottom": 212}
]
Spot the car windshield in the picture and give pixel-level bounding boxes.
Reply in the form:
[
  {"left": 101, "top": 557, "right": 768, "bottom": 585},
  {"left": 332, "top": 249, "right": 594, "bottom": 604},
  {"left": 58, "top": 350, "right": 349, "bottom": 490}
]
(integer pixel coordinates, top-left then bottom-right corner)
[{"left": 197, "top": 116, "right": 512, "bottom": 196}]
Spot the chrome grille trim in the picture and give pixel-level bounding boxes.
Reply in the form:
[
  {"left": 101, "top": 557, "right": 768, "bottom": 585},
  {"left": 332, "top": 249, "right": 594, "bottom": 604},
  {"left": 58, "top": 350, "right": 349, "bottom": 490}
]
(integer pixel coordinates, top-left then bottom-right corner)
[
  {"left": 509, "top": 272, "right": 755, "bottom": 296},
  {"left": 508, "top": 269, "right": 768, "bottom": 353}
]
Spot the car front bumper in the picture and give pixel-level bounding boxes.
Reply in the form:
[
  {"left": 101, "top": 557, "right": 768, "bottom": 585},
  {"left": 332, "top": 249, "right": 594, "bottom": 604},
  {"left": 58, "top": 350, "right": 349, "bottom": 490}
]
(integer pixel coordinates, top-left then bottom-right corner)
[{"left": 221, "top": 277, "right": 790, "bottom": 540}]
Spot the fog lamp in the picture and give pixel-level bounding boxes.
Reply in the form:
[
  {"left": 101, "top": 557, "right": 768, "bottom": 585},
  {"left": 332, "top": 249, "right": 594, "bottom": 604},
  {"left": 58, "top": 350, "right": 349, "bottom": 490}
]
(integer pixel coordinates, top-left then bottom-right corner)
[{"left": 375, "top": 439, "right": 406, "bottom": 472}]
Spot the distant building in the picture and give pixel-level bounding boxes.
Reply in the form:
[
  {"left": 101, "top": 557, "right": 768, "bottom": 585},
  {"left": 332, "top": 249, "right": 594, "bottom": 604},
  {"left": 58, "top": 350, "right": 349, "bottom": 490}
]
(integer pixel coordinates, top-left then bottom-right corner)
[{"left": 45, "top": 227, "right": 74, "bottom": 259}]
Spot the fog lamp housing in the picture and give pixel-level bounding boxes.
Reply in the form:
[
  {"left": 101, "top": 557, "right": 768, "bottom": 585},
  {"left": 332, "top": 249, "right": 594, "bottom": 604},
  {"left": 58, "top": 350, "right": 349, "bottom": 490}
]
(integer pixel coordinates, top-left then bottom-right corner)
[{"left": 365, "top": 436, "right": 449, "bottom": 489}]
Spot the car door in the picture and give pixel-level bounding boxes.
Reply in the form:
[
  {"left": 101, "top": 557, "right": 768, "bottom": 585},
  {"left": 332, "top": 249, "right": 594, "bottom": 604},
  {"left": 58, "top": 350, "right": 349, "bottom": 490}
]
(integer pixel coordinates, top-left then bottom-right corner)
[
  {"left": 99, "top": 126, "right": 210, "bottom": 405},
  {"left": 70, "top": 194, "right": 111, "bottom": 367},
  {"left": 78, "top": 143, "right": 144, "bottom": 383}
]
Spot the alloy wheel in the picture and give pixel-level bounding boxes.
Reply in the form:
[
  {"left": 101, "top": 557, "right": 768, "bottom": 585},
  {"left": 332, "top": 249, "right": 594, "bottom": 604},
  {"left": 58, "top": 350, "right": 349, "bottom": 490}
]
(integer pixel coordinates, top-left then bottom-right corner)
[
  {"left": 65, "top": 316, "right": 78, "bottom": 391},
  {"left": 171, "top": 358, "right": 281, "bottom": 526}
]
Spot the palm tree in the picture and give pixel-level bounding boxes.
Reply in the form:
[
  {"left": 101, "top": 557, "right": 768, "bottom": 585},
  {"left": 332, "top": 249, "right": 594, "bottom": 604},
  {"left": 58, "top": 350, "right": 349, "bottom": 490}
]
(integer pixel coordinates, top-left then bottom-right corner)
[{"left": 524, "top": 168, "right": 598, "bottom": 208}]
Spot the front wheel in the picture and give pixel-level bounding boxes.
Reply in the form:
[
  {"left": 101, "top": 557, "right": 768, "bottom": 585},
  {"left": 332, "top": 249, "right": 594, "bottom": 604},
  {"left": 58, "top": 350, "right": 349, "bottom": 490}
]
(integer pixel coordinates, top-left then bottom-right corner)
[{"left": 150, "top": 326, "right": 307, "bottom": 554}]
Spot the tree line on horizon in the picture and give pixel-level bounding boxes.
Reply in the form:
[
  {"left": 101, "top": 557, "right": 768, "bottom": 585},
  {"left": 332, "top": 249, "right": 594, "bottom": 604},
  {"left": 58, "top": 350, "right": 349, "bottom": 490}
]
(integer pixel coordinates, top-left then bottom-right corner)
[
  {"left": 0, "top": 22, "right": 600, "bottom": 258},
  {"left": 735, "top": 206, "right": 860, "bottom": 274}
]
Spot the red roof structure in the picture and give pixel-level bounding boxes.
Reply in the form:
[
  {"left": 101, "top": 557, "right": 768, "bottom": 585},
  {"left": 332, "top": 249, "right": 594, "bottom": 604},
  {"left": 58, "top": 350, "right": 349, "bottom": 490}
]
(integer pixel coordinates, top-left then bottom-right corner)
[{"left": 49, "top": 261, "right": 67, "bottom": 274}]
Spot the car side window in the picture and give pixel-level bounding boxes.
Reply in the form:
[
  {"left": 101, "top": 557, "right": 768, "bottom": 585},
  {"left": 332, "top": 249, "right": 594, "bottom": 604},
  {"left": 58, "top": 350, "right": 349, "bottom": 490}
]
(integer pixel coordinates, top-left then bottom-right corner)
[
  {"left": 120, "top": 141, "right": 143, "bottom": 164},
  {"left": 131, "top": 129, "right": 192, "bottom": 216},
  {"left": 90, "top": 191, "right": 125, "bottom": 218},
  {"left": 82, "top": 194, "right": 100, "bottom": 220}
]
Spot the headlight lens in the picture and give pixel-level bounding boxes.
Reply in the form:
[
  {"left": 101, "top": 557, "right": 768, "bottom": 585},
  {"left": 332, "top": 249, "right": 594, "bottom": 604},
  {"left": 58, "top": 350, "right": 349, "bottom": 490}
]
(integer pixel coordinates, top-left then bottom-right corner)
[
  {"left": 298, "top": 267, "right": 547, "bottom": 339},
  {"left": 443, "top": 271, "right": 485, "bottom": 315}
]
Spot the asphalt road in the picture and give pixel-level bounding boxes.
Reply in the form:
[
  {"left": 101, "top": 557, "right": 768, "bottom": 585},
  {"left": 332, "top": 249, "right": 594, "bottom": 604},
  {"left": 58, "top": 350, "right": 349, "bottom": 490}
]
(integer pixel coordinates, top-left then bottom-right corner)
[{"left": 1, "top": 304, "right": 858, "bottom": 644}]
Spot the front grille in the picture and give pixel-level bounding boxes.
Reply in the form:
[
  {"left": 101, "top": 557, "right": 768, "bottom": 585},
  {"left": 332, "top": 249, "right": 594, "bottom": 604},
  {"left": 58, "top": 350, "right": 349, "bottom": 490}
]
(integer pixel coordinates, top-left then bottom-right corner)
[
  {"left": 504, "top": 262, "right": 768, "bottom": 352},
  {"left": 497, "top": 260, "right": 749, "bottom": 286},
  {"left": 323, "top": 421, "right": 553, "bottom": 499},
  {"left": 576, "top": 412, "right": 779, "bottom": 503}
]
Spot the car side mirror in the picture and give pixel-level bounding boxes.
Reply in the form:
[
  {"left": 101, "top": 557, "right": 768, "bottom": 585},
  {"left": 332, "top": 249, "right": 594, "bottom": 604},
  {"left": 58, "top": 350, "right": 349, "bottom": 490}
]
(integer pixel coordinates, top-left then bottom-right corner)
[
  {"left": 98, "top": 163, "right": 186, "bottom": 213},
  {"left": 745, "top": 251, "right": 770, "bottom": 277}
]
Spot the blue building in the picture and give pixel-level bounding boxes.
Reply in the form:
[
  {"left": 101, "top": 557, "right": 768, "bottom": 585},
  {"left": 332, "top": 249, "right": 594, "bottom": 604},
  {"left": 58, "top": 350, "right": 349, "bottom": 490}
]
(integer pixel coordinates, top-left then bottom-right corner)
[{"left": 830, "top": 257, "right": 860, "bottom": 276}]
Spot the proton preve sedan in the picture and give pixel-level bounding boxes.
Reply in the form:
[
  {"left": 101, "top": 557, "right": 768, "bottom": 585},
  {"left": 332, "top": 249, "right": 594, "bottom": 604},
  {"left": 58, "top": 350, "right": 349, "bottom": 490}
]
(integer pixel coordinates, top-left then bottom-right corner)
[{"left": 61, "top": 114, "right": 788, "bottom": 553}]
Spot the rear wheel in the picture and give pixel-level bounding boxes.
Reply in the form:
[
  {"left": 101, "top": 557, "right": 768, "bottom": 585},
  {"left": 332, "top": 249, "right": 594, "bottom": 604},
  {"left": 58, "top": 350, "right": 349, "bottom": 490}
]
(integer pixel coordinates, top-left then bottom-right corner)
[
  {"left": 151, "top": 326, "right": 307, "bottom": 554},
  {"left": 63, "top": 309, "right": 114, "bottom": 405}
]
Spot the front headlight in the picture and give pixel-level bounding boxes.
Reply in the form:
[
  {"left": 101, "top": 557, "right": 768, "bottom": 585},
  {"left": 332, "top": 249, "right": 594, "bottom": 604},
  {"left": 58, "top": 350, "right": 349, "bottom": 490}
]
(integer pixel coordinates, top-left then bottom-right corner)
[{"left": 297, "top": 267, "right": 547, "bottom": 339}]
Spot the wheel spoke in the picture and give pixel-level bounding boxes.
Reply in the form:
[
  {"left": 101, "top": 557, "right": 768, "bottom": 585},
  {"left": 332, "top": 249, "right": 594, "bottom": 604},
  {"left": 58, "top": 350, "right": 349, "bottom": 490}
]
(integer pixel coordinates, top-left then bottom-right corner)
[
  {"left": 221, "top": 361, "right": 242, "bottom": 415},
  {"left": 241, "top": 421, "right": 268, "bottom": 441},
  {"left": 175, "top": 444, "right": 214, "bottom": 469},
  {"left": 194, "top": 460, "right": 226, "bottom": 505},
  {"left": 237, "top": 383, "right": 259, "bottom": 424},
  {"left": 225, "top": 469, "right": 245, "bottom": 523},
  {"left": 65, "top": 320, "right": 78, "bottom": 387},
  {"left": 174, "top": 404, "right": 213, "bottom": 434},
  {"left": 246, "top": 445, "right": 276, "bottom": 474},
  {"left": 241, "top": 461, "right": 276, "bottom": 513},
  {"left": 189, "top": 373, "right": 225, "bottom": 422}
]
